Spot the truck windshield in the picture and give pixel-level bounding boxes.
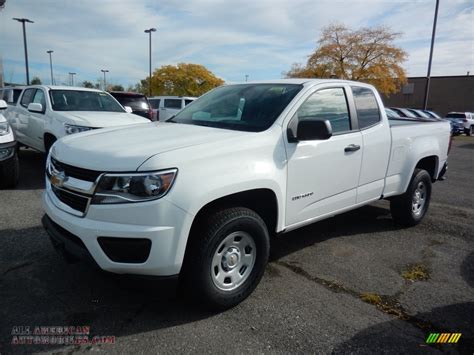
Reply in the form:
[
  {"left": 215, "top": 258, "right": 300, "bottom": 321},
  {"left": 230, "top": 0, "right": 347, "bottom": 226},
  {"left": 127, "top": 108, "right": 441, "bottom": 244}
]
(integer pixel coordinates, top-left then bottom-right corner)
[
  {"left": 49, "top": 90, "right": 125, "bottom": 112},
  {"left": 169, "top": 84, "right": 303, "bottom": 132}
]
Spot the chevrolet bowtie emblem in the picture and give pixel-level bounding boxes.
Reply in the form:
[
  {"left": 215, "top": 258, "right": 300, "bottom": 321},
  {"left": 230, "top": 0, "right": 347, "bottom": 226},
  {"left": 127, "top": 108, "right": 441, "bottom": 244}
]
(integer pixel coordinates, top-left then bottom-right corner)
[{"left": 51, "top": 171, "right": 67, "bottom": 187}]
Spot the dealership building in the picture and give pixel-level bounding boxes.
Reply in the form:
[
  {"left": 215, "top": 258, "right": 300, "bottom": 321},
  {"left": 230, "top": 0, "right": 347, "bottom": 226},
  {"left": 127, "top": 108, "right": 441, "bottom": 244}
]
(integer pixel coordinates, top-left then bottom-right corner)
[{"left": 381, "top": 75, "right": 473, "bottom": 117}]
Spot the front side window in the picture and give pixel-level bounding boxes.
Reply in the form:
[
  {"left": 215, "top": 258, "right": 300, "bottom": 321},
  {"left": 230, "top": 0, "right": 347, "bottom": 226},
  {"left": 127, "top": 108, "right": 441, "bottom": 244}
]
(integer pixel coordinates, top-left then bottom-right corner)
[
  {"left": 20, "top": 89, "right": 36, "bottom": 108},
  {"left": 164, "top": 99, "right": 182, "bottom": 109},
  {"left": 171, "top": 84, "right": 302, "bottom": 132},
  {"left": 184, "top": 99, "right": 194, "bottom": 106},
  {"left": 351, "top": 86, "right": 381, "bottom": 129},
  {"left": 297, "top": 87, "right": 351, "bottom": 134},
  {"left": 115, "top": 96, "right": 149, "bottom": 110},
  {"left": 32, "top": 89, "right": 46, "bottom": 108},
  {"left": 49, "top": 90, "right": 124, "bottom": 112}
]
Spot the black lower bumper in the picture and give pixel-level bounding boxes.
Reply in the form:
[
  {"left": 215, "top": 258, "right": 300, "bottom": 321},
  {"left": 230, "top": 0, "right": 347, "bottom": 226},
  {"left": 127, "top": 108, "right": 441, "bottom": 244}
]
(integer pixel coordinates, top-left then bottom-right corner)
[
  {"left": 41, "top": 214, "right": 179, "bottom": 288},
  {"left": 0, "top": 141, "right": 17, "bottom": 164},
  {"left": 42, "top": 214, "right": 97, "bottom": 265}
]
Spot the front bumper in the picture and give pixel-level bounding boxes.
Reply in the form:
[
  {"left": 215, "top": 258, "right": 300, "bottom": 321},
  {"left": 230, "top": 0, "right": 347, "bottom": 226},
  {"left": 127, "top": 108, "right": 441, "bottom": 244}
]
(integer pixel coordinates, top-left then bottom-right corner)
[{"left": 43, "top": 188, "right": 194, "bottom": 276}]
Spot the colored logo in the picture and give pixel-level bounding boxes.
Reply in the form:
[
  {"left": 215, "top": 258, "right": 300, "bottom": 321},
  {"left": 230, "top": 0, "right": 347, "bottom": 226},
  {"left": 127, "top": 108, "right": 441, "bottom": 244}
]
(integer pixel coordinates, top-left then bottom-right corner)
[{"left": 426, "top": 333, "right": 462, "bottom": 344}]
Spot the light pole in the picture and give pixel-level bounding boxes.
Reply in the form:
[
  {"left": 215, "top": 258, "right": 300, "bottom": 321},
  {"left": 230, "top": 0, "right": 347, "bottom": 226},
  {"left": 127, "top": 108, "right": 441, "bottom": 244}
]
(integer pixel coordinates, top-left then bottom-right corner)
[
  {"left": 245, "top": 74, "right": 249, "bottom": 82},
  {"left": 47, "top": 50, "right": 54, "bottom": 85},
  {"left": 423, "top": 0, "right": 439, "bottom": 110},
  {"left": 13, "top": 18, "right": 34, "bottom": 85},
  {"left": 101, "top": 69, "right": 109, "bottom": 91},
  {"left": 144, "top": 27, "right": 156, "bottom": 97},
  {"left": 68, "top": 72, "right": 76, "bottom": 86}
]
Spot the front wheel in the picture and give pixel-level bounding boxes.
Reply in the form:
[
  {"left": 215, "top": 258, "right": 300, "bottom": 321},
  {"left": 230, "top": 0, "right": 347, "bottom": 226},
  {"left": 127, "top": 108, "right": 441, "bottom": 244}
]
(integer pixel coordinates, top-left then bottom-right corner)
[
  {"left": 390, "top": 169, "right": 432, "bottom": 227},
  {"left": 182, "top": 207, "right": 270, "bottom": 310}
]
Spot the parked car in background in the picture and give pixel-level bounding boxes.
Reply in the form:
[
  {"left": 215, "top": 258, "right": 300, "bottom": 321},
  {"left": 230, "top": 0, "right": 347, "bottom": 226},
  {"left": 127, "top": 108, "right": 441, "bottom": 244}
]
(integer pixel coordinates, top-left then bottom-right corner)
[
  {"left": 0, "top": 99, "right": 19, "bottom": 188},
  {"left": 422, "top": 110, "right": 442, "bottom": 119},
  {"left": 109, "top": 91, "right": 153, "bottom": 121},
  {"left": 406, "top": 109, "right": 432, "bottom": 119},
  {"left": 388, "top": 107, "right": 417, "bottom": 118},
  {"left": 4, "top": 85, "right": 149, "bottom": 153},
  {"left": 385, "top": 108, "right": 404, "bottom": 119},
  {"left": 446, "top": 112, "right": 474, "bottom": 136},
  {"left": 149, "top": 96, "right": 196, "bottom": 121},
  {"left": 0, "top": 86, "right": 24, "bottom": 106},
  {"left": 43, "top": 79, "right": 450, "bottom": 310}
]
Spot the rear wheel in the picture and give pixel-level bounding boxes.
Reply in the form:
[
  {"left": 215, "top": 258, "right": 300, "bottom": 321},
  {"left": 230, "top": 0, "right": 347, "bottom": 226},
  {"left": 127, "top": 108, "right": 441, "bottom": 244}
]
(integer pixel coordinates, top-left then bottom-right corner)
[
  {"left": 0, "top": 151, "right": 20, "bottom": 189},
  {"left": 390, "top": 169, "right": 431, "bottom": 227},
  {"left": 182, "top": 207, "right": 270, "bottom": 310},
  {"left": 469, "top": 126, "right": 473, "bottom": 136}
]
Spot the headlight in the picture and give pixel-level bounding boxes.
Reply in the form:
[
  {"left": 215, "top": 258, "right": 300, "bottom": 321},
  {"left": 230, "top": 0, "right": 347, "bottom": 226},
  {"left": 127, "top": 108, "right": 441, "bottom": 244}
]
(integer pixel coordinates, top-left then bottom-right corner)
[
  {"left": 92, "top": 169, "right": 177, "bottom": 204},
  {"left": 64, "top": 124, "right": 94, "bottom": 135},
  {"left": 0, "top": 121, "right": 10, "bottom": 136}
]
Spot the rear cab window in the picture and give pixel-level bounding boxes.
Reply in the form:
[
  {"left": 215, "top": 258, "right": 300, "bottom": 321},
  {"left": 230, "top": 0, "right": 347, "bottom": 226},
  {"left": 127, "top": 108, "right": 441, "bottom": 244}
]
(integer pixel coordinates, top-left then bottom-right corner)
[{"left": 351, "top": 86, "right": 381, "bottom": 129}]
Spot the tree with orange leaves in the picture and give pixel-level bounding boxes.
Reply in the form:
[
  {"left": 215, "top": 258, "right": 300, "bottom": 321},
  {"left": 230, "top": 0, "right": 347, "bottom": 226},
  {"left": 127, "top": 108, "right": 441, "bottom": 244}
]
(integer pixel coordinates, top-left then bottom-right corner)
[{"left": 285, "top": 24, "right": 408, "bottom": 95}]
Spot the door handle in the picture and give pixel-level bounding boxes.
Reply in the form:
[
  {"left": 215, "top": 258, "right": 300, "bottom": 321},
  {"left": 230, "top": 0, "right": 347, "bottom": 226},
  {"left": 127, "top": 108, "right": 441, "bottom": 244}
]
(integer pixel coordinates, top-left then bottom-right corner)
[{"left": 344, "top": 144, "right": 360, "bottom": 152}]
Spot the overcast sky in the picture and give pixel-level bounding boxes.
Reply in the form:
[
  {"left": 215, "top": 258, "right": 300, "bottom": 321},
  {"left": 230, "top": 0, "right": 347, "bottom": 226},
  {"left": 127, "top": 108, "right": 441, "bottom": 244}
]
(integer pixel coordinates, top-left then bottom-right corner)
[{"left": 0, "top": 0, "right": 472, "bottom": 87}]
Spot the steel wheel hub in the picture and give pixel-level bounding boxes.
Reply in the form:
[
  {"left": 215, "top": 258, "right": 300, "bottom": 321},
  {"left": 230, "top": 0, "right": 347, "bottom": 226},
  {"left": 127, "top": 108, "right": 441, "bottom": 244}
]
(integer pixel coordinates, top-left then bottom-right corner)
[
  {"left": 211, "top": 231, "right": 256, "bottom": 291},
  {"left": 412, "top": 181, "right": 426, "bottom": 216}
]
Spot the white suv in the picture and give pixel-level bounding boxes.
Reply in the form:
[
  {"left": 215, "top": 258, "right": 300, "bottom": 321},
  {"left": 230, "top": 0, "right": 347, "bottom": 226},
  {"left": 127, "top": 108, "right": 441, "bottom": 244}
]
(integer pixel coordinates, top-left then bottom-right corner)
[
  {"left": 148, "top": 96, "right": 196, "bottom": 121},
  {"left": 4, "top": 86, "right": 149, "bottom": 152}
]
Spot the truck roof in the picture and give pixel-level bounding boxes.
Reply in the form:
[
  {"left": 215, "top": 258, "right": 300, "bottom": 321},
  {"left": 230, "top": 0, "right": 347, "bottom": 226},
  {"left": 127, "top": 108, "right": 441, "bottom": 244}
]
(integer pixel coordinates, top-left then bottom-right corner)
[
  {"left": 227, "top": 78, "right": 375, "bottom": 87},
  {"left": 23, "top": 85, "right": 104, "bottom": 92}
]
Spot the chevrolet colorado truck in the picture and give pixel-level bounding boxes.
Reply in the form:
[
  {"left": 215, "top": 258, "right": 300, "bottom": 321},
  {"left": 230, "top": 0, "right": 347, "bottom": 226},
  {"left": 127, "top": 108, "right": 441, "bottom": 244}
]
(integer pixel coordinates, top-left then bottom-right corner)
[
  {"left": 0, "top": 99, "right": 19, "bottom": 188},
  {"left": 4, "top": 85, "right": 149, "bottom": 153},
  {"left": 42, "top": 79, "right": 451, "bottom": 309}
]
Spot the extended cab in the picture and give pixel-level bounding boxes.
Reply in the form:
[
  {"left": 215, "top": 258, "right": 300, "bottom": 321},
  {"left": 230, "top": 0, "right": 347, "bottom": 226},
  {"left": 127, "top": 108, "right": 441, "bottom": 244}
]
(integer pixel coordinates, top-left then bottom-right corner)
[
  {"left": 4, "top": 85, "right": 149, "bottom": 152},
  {"left": 42, "top": 80, "right": 451, "bottom": 309}
]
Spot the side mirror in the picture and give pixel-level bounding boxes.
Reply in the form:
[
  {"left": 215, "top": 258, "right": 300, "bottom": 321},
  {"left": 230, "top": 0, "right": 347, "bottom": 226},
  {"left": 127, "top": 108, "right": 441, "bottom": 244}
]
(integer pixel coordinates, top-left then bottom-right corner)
[
  {"left": 28, "top": 103, "right": 44, "bottom": 113},
  {"left": 0, "top": 99, "right": 7, "bottom": 110},
  {"left": 288, "top": 118, "right": 333, "bottom": 142},
  {"left": 124, "top": 106, "right": 133, "bottom": 113}
]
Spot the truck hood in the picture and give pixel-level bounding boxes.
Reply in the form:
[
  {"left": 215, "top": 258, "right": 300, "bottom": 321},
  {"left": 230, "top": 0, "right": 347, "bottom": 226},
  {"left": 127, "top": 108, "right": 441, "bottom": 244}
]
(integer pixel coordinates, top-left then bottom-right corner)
[
  {"left": 62, "top": 111, "right": 149, "bottom": 127},
  {"left": 52, "top": 122, "right": 247, "bottom": 171}
]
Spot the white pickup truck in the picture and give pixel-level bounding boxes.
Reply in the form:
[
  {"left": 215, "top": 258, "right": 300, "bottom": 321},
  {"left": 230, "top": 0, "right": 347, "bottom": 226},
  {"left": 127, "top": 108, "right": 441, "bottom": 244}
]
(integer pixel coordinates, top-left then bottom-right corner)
[
  {"left": 4, "top": 85, "right": 149, "bottom": 153},
  {"left": 42, "top": 79, "right": 450, "bottom": 309}
]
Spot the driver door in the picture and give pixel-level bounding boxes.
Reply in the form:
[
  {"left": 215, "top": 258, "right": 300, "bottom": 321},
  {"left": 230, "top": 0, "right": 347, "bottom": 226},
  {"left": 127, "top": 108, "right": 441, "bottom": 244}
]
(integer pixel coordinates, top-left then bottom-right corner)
[{"left": 285, "top": 86, "right": 363, "bottom": 227}]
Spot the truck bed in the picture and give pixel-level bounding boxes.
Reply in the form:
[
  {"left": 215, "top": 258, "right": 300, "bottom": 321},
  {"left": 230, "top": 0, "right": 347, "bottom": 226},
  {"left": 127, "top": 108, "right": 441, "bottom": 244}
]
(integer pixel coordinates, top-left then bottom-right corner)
[{"left": 383, "top": 118, "right": 451, "bottom": 197}]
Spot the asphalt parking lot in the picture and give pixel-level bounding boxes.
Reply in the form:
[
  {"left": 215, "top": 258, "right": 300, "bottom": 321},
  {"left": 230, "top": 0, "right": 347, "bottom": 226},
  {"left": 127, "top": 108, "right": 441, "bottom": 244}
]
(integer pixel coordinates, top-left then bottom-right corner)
[{"left": 0, "top": 137, "right": 472, "bottom": 354}]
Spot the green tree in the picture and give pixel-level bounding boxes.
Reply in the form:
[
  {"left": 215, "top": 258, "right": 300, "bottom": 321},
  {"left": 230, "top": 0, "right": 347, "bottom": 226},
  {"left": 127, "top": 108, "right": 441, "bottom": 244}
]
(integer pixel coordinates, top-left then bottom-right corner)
[
  {"left": 285, "top": 24, "right": 407, "bottom": 95},
  {"left": 82, "top": 80, "right": 94, "bottom": 88},
  {"left": 31, "top": 76, "right": 42, "bottom": 85},
  {"left": 148, "top": 63, "right": 224, "bottom": 97},
  {"left": 109, "top": 84, "right": 124, "bottom": 91}
]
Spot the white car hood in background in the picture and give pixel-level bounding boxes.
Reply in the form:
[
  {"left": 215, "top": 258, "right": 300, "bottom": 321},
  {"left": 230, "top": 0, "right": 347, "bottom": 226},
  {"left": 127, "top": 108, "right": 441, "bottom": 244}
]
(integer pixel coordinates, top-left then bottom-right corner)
[
  {"left": 62, "top": 111, "right": 149, "bottom": 127},
  {"left": 52, "top": 122, "right": 247, "bottom": 171}
]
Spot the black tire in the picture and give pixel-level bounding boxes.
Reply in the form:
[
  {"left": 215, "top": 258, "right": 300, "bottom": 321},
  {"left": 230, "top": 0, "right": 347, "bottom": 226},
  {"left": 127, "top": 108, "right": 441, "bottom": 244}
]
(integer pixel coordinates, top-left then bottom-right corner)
[
  {"left": 469, "top": 126, "right": 473, "bottom": 136},
  {"left": 390, "top": 169, "right": 431, "bottom": 227},
  {"left": 0, "top": 152, "right": 20, "bottom": 189},
  {"left": 182, "top": 207, "right": 270, "bottom": 310},
  {"left": 44, "top": 136, "right": 57, "bottom": 154}
]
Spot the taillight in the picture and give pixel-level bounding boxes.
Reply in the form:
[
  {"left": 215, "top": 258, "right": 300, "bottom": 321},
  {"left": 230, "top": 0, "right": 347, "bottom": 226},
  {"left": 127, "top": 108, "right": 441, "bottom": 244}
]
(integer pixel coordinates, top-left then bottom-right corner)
[{"left": 148, "top": 109, "right": 153, "bottom": 121}]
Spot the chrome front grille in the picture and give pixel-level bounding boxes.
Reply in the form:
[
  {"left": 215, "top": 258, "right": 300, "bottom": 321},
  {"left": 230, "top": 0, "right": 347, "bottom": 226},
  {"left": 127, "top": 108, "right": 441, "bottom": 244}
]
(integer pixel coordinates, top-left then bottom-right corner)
[{"left": 48, "top": 157, "right": 103, "bottom": 216}]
